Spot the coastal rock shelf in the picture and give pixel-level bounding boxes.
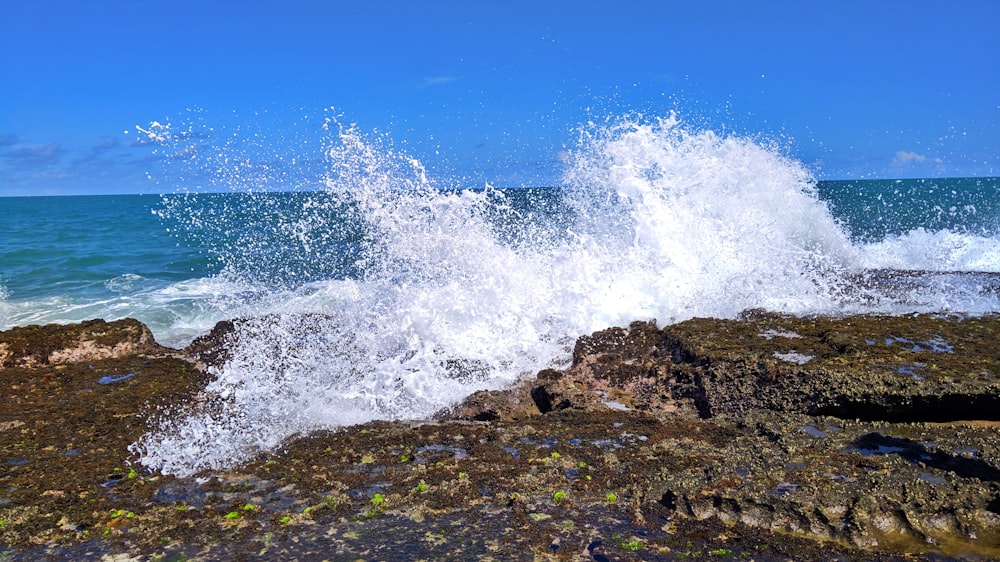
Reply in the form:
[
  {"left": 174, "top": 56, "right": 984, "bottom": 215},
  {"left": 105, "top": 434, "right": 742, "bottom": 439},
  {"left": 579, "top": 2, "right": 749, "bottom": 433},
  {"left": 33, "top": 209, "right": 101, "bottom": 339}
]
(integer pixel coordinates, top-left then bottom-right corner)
[{"left": 1, "top": 315, "right": 999, "bottom": 560}]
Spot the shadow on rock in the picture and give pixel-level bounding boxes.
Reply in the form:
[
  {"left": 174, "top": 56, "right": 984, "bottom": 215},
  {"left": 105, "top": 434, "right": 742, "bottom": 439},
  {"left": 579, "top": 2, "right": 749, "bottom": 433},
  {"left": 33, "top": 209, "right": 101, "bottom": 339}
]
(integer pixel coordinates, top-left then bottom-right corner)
[{"left": 852, "top": 432, "right": 1000, "bottom": 482}]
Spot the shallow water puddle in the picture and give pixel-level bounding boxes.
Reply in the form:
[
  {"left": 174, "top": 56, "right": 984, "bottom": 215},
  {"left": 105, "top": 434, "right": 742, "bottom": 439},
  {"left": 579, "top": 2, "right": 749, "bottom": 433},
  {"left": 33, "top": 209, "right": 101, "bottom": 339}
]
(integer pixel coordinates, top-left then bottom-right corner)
[
  {"left": 97, "top": 372, "right": 135, "bottom": 384},
  {"left": 884, "top": 335, "right": 954, "bottom": 353},
  {"left": 894, "top": 362, "right": 926, "bottom": 381},
  {"left": 759, "top": 329, "right": 803, "bottom": 340},
  {"left": 799, "top": 425, "right": 830, "bottom": 438},
  {"left": 413, "top": 443, "right": 468, "bottom": 462},
  {"left": 774, "top": 351, "right": 813, "bottom": 365}
]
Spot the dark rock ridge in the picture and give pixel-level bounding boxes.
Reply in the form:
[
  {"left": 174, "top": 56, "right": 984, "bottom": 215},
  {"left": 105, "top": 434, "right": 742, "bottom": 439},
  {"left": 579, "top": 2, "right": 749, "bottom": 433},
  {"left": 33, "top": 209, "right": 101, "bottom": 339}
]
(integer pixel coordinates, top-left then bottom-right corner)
[{"left": 1, "top": 314, "right": 998, "bottom": 560}]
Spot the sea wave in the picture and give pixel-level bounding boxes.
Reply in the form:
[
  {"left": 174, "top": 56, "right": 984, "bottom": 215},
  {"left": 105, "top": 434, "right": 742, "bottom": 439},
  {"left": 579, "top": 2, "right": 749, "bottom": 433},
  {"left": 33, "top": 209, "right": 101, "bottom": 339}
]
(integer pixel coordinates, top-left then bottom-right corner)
[
  {"left": 1, "top": 275, "right": 241, "bottom": 349},
  {"left": 0, "top": 283, "right": 8, "bottom": 329},
  {"left": 116, "top": 112, "right": 1000, "bottom": 475},
  {"left": 861, "top": 228, "right": 1000, "bottom": 273}
]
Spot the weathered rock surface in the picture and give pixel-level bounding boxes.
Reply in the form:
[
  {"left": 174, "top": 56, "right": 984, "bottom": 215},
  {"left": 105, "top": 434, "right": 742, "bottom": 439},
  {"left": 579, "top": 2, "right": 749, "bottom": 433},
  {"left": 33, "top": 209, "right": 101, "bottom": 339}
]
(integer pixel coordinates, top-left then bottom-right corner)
[
  {"left": 1, "top": 314, "right": 998, "bottom": 560},
  {"left": 0, "top": 319, "right": 167, "bottom": 369},
  {"left": 445, "top": 313, "right": 1000, "bottom": 559}
]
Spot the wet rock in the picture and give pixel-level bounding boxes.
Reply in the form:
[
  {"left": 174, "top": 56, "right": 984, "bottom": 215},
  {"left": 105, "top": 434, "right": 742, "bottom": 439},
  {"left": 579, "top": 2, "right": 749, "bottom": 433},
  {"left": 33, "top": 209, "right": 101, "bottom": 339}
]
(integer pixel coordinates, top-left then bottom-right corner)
[
  {"left": 647, "top": 409, "right": 1000, "bottom": 555},
  {"left": 438, "top": 384, "right": 538, "bottom": 421},
  {"left": 183, "top": 319, "right": 236, "bottom": 369},
  {"left": 0, "top": 322, "right": 210, "bottom": 554},
  {"left": 529, "top": 368, "right": 607, "bottom": 413}
]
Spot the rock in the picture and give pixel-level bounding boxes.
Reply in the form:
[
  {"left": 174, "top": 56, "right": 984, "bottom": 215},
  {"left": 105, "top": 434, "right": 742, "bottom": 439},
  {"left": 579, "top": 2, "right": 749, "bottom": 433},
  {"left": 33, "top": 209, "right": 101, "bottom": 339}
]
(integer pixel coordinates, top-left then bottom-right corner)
[
  {"left": 571, "top": 313, "right": 1000, "bottom": 423},
  {"left": 562, "top": 313, "right": 1000, "bottom": 557},
  {"left": 437, "top": 386, "right": 534, "bottom": 421},
  {"left": 2, "top": 314, "right": 1000, "bottom": 560},
  {"left": 529, "top": 368, "right": 606, "bottom": 413},
  {"left": 0, "top": 318, "right": 168, "bottom": 369},
  {"left": 183, "top": 319, "right": 237, "bottom": 369}
]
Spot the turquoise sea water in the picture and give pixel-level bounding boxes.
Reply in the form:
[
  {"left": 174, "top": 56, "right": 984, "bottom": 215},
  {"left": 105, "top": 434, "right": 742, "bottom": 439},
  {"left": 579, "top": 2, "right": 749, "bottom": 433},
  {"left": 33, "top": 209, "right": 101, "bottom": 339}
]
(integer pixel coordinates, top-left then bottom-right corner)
[
  {"left": 817, "top": 177, "right": 1000, "bottom": 241},
  {"left": 1, "top": 195, "right": 217, "bottom": 344},
  {"left": 2, "top": 117, "right": 999, "bottom": 474},
  {"left": 2, "top": 194, "right": 210, "bottom": 299},
  {"left": 3, "top": 178, "right": 998, "bottom": 348}
]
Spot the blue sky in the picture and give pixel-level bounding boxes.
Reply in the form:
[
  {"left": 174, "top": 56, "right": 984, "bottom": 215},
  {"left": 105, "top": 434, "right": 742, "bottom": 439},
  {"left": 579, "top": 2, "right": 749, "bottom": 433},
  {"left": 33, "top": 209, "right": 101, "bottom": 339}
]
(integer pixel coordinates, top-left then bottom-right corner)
[{"left": 1, "top": 0, "right": 997, "bottom": 196}]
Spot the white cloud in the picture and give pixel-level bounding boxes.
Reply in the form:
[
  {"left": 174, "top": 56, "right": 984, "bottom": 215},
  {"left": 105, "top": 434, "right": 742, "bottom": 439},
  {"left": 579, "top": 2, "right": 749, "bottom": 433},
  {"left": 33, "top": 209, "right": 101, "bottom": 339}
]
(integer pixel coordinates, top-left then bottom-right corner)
[
  {"left": 891, "top": 150, "right": 943, "bottom": 168},
  {"left": 892, "top": 150, "right": 925, "bottom": 165}
]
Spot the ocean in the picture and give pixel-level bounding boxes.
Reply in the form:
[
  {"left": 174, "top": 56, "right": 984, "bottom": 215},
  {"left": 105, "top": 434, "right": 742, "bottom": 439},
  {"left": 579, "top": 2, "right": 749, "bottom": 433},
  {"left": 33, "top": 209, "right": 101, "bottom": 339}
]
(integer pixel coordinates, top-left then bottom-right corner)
[{"left": 2, "top": 115, "right": 999, "bottom": 475}]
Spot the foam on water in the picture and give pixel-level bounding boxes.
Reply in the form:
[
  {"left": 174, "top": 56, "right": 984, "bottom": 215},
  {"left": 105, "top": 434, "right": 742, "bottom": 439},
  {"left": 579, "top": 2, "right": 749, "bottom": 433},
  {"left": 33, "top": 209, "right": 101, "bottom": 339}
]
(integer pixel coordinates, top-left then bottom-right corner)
[
  {"left": 860, "top": 229, "right": 1000, "bottom": 272},
  {"left": 0, "top": 276, "right": 236, "bottom": 349},
  {"left": 0, "top": 284, "right": 9, "bottom": 329},
  {"left": 128, "top": 113, "right": 999, "bottom": 475}
]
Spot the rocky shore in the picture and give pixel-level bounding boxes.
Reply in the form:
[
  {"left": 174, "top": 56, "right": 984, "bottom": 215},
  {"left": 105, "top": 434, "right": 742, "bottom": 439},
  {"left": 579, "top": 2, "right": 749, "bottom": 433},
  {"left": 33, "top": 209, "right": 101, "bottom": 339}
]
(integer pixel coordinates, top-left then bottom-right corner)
[{"left": 1, "top": 313, "right": 998, "bottom": 560}]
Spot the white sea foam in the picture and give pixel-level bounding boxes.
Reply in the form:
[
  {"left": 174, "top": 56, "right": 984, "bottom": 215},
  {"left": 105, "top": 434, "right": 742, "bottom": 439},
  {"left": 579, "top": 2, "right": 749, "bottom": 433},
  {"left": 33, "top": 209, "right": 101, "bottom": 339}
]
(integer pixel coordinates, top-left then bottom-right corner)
[
  {"left": 1, "top": 276, "right": 240, "bottom": 349},
  {"left": 860, "top": 228, "right": 1000, "bottom": 272},
  {"left": 0, "top": 284, "right": 9, "bottom": 329},
  {"left": 558, "top": 114, "right": 861, "bottom": 323},
  {"left": 132, "top": 114, "right": 1000, "bottom": 475}
]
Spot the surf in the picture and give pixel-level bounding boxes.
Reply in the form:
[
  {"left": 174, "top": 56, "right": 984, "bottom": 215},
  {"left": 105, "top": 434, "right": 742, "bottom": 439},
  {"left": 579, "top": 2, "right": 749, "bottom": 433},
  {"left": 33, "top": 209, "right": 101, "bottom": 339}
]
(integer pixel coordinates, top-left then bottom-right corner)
[{"left": 79, "top": 111, "right": 1000, "bottom": 475}]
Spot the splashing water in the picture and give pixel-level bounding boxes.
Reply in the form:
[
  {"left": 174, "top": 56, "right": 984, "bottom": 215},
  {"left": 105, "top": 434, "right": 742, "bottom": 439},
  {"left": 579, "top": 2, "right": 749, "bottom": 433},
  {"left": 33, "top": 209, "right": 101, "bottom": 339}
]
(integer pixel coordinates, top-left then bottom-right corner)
[
  {"left": 0, "top": 284, "right": 9, "bottom": 328},
  {"left": 558, "top": 114, "right": 861, "bottom": 321},
  {"left": 132, "top": 113, "right": 994, "bottom": 475}
]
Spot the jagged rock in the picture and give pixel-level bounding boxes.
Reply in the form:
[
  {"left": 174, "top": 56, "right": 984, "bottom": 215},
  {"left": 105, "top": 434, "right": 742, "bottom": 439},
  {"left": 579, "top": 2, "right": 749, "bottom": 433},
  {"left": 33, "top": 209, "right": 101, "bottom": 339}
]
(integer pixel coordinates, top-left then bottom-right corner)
[
  {"left": 570, "top": 313, "right": 1000, "bottom": 423},
  {"left": 183, "top": 319, "right": 237, "bottom": 369},
  {"left": 529, "top": 368, "right": 607, "bottom": 413},
  {"left": 437, "top": 385, "right": 537, "bottom": 421}
]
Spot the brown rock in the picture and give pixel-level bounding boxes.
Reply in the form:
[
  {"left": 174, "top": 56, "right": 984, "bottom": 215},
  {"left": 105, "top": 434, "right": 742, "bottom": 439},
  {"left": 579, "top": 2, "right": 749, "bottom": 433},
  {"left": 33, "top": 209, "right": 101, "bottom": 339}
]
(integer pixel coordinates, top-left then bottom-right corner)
[{"left": 0, "top": 318, "right": 168, "bottom": 369}]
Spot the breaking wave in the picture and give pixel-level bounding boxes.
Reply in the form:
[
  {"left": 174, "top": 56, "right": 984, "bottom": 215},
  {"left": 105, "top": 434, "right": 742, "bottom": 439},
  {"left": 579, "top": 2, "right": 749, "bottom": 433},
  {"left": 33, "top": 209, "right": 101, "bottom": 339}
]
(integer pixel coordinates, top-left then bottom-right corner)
[{"left": 132, "top": 112, "right": 999, "bottom": 475}]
